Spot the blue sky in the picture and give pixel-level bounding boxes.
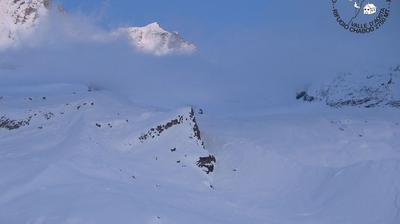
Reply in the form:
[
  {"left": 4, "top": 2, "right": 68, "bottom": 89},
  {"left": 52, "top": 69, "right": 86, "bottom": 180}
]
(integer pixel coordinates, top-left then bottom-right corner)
[
  {"left": 55, "top": 0, "right": 399, "bottom": 60},
  {"left": 57, "top": 0, "right": 269, "bottom": 29},
  {"left": 56, "top": 1, "right": 399, "bottom": 31},
  {"left": 2, "top": 0, "right": 400, "bottom": 110}
]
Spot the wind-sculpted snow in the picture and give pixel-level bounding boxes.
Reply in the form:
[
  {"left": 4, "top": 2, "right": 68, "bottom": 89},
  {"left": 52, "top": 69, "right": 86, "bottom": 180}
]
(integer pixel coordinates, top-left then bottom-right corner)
[{"left": 297, "top": 66, "right": 400, "bottom": 108}]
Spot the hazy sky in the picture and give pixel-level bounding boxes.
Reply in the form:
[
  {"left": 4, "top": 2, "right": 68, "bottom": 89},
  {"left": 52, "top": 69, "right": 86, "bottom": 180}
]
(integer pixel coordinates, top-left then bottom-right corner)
[
  {"left": 2, "top": 0, "right": 399, "bottom": 110},
  {"left": 55, "top": 0, "right": 400, "bottom": 73}
]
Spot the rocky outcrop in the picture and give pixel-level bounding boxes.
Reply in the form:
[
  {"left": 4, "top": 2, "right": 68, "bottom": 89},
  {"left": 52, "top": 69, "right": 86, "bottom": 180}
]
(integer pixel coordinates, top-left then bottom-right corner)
[
  {"left": 138, "top": 107, "right": 216, "bottom": 174},
  {"left": 0, "top": 115, "right": 31, "bottom": 130},
  {"left": 197, "top": 155, "right": 216, "bottom": 174},
  {"left": 138, "top": 107, "right": 205, "bottom": 148},
  {"left": 296, "top": 91, "right": 316, "bottom": 102}
]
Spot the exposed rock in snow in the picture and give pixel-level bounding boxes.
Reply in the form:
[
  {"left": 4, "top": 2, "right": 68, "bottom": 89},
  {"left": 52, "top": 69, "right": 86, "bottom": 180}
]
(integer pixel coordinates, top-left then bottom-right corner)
[
  {"left": 0, "top": 115, "right": 31, "bottom": 130},
  {"left": 1, "top": 83, "right": 400, "bottom": 223},
  {"left": 0, "top": 0, "right": 50, "bottom": 49},
  {"left": 197, "top": 155, "right": 216, "bottom": 174},
  {"left": 136, "top": 107, "right": 215, "bottom": 173},
  {"left": 296, "top": 91, "right": 315, "bottom": 102},
  {"left": 113, "top": 22, "right": 197, "bottom": 56},
  {"left": 138, "top": 107, "right": 205, "bottom": 148},
  {"left": 297, "top": 66, "right": 400, "bottom": 108},
  {"left": 0, "top": 84, "right": 213, "bottom": 175}
]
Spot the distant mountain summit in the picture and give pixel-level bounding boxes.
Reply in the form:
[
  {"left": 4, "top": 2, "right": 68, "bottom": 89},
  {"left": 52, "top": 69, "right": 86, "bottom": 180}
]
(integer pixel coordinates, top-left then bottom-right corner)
[
  {"left": 113, "top": 22, "right": 196, "bottom": 56},
  {"left": 0, "top": 1, "right": 196, "bottom": 55},
  {"left": 0, "top": 0, "right": 50, "bottom": 49},
  {"left": 297, "top": 66, "right": 400, "bottom": 108}
]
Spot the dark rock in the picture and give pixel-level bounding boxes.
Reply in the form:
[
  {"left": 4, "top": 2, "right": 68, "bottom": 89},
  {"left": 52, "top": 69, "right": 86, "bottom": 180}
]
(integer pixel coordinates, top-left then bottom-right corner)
[
  {"left": 388, "top": 100, "right": 400, "bottom": 108},
  {"left": 189, "top": 108, "right": 204, "bottom": 148},
  {"left": 328, "top": 98, "right": 382, "bottom": 108},
  {"left": 139, "top": 107, "right": 204, "bottom": 148},
  {"left": 0, "top": 116, "right": 31, "bottom": 130},
  {"left": 296, "top": 91, "right": 316, "bottom": 102},
  {"left": 139, "top": 116, "right": 184, "bottom": 142},
  {"left": 197, "top": 155, "right": 216, "bottom": 174},
  {"left": 43, "top": 112, "right": 54, "bottom": 120}
]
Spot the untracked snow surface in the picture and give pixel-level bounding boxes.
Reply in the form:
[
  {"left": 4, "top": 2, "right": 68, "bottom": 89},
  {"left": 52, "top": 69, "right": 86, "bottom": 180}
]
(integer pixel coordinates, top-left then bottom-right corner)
[{"left": 0, "top": 84, "right": 399, "bottom": 224}]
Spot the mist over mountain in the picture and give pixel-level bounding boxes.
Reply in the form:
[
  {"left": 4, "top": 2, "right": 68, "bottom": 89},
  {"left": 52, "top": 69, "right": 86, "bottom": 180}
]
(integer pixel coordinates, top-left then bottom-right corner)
[
  {"left": 0, "top": 0, "right": 195, "bottom": 56},
  {"left": 1, "top": 1, "right": 400, "bottom": 224},
  {"left": 1, "top": 0, "right": 399, "bottom": 109}
]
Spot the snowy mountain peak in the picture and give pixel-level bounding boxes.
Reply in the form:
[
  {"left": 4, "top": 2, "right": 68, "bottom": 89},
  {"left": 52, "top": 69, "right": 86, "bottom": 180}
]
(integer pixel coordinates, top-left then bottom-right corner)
[
  {"left": 146, "top": 22, "right": 163, "bottom": 30},
  {"left": 0, "top": 0, "right": 50, "bottom": 48},
  {"left": 0, "top": 1, "right": 196, "bottom": 56},
  {"left": 114, "top": 22, "right": 197, "bottom": 56},
  {"left": 297, "top": 67, "right": 400, "bottom": 108}
]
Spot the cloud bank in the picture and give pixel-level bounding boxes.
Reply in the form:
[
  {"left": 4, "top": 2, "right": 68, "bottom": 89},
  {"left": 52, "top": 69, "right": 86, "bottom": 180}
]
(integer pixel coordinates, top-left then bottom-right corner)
[
  {"left": 1, "top": 0, "right": 399, "bottom": 112},
  {"left": 0, "top": 0, "right": 196, "bottom": 56}
]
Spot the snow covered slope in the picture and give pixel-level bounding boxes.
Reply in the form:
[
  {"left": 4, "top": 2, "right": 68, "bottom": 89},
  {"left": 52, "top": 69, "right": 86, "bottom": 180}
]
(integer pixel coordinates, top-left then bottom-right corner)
[
  {"left": 0, "top": 0, "right": 50, "bottom": 49},
  {"left": 297, "top": 66, "right": 400, "bottom": 108},
  {"left": 113, "top": 22, "right": 196, "bottom": 56},
  {"left": 1, "top": 84, "right": 399, "bottom": 224}
]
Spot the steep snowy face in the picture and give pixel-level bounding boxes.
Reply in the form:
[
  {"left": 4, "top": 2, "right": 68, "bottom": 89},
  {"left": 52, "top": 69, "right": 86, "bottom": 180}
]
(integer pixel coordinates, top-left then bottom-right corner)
[
  {"left": 0, "top": 0, "right": 50, "bottom": 49},
  {"left": 114, "top": 22, "right": 197, "bottom": 56},
  {"left": 297, "top": 66, "right": 400, "bottom": 108}
]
